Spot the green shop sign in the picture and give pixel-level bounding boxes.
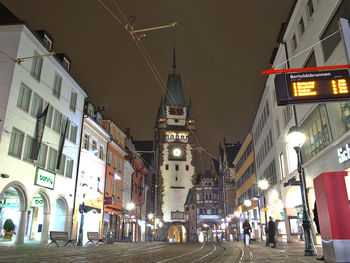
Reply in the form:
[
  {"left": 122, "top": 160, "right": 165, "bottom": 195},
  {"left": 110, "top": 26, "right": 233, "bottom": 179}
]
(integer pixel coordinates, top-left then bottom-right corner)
[{"left": 35, "top": 168, "right": 55, "bottom": 190}]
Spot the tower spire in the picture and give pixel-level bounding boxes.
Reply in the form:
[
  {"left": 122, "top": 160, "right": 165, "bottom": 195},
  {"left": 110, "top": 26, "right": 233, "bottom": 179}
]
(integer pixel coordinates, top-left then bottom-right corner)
[{"left": 172, "top": 43, "right": 176, "bottom": 73}]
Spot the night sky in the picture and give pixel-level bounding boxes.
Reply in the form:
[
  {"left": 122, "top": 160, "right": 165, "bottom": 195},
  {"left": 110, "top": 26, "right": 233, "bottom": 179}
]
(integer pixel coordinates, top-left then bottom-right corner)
[{"left": 2, "top": 0, "right": 294, "bottom": 163}]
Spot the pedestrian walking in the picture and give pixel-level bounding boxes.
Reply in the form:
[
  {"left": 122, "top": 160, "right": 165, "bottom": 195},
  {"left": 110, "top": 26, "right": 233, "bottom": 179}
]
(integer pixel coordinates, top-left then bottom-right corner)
[
  {"left": 242, "top": 219, "right": 252, "bottom": 247},
  {"left": 266, "top": 216, "right": 276, "bottom": 248}
]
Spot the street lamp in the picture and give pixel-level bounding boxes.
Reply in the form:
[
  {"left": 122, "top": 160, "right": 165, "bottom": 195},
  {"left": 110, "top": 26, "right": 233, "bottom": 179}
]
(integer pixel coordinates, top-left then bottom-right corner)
[
  {"left": 126, "top": 202, "right": 135, "bottom": 242},
  {"left": 287, "top": 126, "right": 317, "bottom": 256},
  {"left": 258, "top": 179, "right": 269, "bottom": 244},
  {"left": 77, "top": 184, "right": 89, "bottom": 246},
  {"left": 244, "top": 199, "right": 252, "bottom": 207},
  {"left": 148, "top": 213, "right": 154, "bottom": 242}
]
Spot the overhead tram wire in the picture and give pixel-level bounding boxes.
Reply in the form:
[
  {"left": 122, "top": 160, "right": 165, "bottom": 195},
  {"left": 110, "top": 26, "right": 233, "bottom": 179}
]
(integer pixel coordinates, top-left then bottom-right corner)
[{"left": 97, "top": 0, "right": 222, "bottom": 166}]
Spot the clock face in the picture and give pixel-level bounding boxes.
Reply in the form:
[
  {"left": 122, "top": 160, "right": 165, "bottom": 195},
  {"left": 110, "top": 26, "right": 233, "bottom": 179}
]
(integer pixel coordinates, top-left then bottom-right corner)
[{"left": 172, "top": 146, "right": 183, "bottom": 158}]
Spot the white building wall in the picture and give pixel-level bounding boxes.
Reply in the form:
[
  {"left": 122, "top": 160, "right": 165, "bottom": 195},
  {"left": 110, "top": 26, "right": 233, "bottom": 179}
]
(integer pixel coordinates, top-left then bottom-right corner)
[
  {"left": 0, "top": 24, "right": 87, "bottom": 243},
  {"left": 161, "top": 143, "right": 194, "bottom": 222},
  {"left": 123, "top": 160, "right": 133, "bottom": 208}
]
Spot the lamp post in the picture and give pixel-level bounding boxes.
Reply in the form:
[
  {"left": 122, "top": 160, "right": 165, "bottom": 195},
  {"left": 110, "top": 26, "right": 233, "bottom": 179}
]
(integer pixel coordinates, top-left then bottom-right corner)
[
  {"left": 148, "top": 213, "right": 154, "bottom": 242},
  {"left": 126, "top": 202, "right": 135, "bottom": 242},
  {"left": 258, "top": 179, "right": 269, "bottom": 244},
  {"left": 287, "top": 126, "right": 317, "bottom": 256},
  {"left": 77, "top": 184, "right": 89, "bottom": 246}
]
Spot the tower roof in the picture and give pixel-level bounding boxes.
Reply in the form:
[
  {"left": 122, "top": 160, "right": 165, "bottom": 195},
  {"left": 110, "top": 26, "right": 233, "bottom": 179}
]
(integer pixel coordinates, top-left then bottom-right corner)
[
  {"left": 187, "top": 98, "right": 195, "bottom": 119},
  {"left": 157, "top": 97, "right": 166, "bottom": 119},
  {"left": 164, "top": 46, "right": 186, "bottom": 106},
  {"left": 164, "top": 73, "right": 186, "bottom": 106}
]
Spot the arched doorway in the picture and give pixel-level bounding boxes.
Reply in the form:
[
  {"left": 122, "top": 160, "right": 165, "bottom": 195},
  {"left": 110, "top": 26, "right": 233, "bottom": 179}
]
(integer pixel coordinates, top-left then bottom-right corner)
[
  {"left": 197, "top": 221, "right": 219, "bottom": 242},
  {"left": 26, "top": 191, "right": 50, "bottom": 243},
  {"left": 0, "top": 182, "right": 28, "bottom": 244},
  {"left": 167, "top": 223, "right": 187, "bottom": 242},
  {"left": 51, "top": 197, "right": 68, "bottom": 231}
]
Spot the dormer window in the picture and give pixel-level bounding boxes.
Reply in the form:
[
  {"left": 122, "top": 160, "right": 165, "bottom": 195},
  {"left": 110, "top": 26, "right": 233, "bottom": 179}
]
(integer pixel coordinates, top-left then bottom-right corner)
[
  {"left": 63, "top": 57, "right": 70, "bottom": 71},
  {"left": 43, "top": 34, "right": 52, "bottom": 51},
  {"left": 96, "top": 114, "right": 102, "bottom": 125}
]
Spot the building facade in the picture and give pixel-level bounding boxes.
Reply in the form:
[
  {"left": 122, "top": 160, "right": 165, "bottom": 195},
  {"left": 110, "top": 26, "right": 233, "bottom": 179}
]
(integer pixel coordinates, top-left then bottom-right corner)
[
  {"left": 234, "top": 133, "right": 260, "bottom": 240},
  {"left": 253, "top": 0, "right": 350, "bottom": 246},
  {"left": 0, "top": 6, "right": 87, "bottom": 244},
  {"left": 102, "top": 120, "right": 126, "bottom": 240},
  {"left": 72, "top": 102, "right": 110, "bottom": 244}
]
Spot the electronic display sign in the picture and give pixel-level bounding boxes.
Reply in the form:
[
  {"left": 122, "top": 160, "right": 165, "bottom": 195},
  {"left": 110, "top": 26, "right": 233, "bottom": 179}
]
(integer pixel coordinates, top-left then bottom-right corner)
[{"left": 275, "top": 69, "right": 350, "bottom": 105}]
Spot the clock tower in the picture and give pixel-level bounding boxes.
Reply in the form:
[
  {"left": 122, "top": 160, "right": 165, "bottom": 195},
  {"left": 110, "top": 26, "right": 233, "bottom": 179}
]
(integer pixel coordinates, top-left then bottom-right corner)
[{"left": 154, "top": 48, "right": 197, "bottom": 229}]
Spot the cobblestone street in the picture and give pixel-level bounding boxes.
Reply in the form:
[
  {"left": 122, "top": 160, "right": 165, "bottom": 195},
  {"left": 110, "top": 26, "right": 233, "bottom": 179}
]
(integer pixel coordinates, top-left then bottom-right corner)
[{"left": 0, "top": 240, "right": 323, "bottom": 263}]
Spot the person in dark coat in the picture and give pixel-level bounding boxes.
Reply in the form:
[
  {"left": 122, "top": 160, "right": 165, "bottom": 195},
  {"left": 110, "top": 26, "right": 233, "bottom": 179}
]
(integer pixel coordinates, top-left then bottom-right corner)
[
  {"left": 242, "top": 219, "right": 252, "bottom": 247},
  {"left": 267, "top": 216, "right": 276, "bottom": 248}
]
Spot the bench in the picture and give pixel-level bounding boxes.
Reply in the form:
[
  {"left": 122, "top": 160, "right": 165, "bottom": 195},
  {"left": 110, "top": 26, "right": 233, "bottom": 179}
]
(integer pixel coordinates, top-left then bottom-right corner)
[
  {"left": 47, "top": 231, "right": 75, "bottom": 247},
  {"left": 86, "top": 232, "right": 104, "bottom": 245}
]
